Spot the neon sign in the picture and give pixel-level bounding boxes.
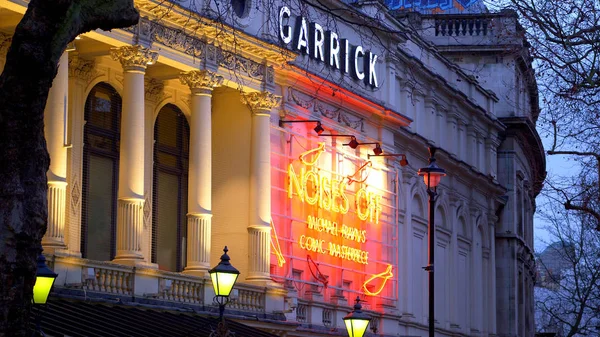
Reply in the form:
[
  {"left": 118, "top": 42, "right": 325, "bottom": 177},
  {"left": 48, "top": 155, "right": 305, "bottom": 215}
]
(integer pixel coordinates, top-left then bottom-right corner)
[
  {"left": 298, "top": 216, "right": 370, "bottom": 265},
  {"left": 289, "top": 143, "right": 382, "bottom": 223},
  {"left": 276, "top": 141, "right": 395, "bottom": 298},
  {"left": 362, "top": 264, "right": 394, "bottom": 296},
  {"left": 270, "top": 219, "right": 286, "bottom": 267},
  {"left": 286, "top": 143, "right": 384, "bottom": 266}
]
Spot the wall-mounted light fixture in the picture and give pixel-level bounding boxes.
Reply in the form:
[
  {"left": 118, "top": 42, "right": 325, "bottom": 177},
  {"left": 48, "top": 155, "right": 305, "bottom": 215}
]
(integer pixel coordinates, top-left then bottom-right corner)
[
  {"left": 347, "top": 142, "right": 382, "bottom": 155},
  {"left": 319, "top": 134, "right": 358, "bottom": 148},
  {"left": 367, "top": 153, "right": 409, "bottom": 167},
  {"left": 279, "top": 119, "right": 324, "bottom": 135}
]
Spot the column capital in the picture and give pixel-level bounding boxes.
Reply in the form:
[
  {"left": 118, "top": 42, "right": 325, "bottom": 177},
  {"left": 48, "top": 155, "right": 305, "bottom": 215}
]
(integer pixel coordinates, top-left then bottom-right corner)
[
  {"left": 110, "top": 45, "right": 158, "bottom": 71},
  {"left": 179, "top": 70, "right": 223, "bottom": 94},
  {"left": 242, "top": 91, "right": 282, "bottom": 114}
]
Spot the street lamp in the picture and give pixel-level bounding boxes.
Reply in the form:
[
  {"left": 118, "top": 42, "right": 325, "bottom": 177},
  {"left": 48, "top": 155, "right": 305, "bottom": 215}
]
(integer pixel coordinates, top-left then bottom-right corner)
[
  {"left": 209, "top": 246, "right": 240, "bottom": 322},
  {"left": 417, "top": 147, "right": 446, "bottom": 337},
  {"left": 33, "top": 252, "right": 58, "bottom": 305},
  {"left": 343, "top": 297, "right": 370, "bottom": 337},
  {"left": 32, "top": 251, "right": 58, "bottom": 336}
]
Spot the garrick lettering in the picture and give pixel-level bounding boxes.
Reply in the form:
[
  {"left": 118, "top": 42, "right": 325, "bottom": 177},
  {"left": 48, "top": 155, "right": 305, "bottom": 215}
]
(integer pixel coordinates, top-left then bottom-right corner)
[{"left": 278, "top": 6, "right": 379, "bottom": 88}]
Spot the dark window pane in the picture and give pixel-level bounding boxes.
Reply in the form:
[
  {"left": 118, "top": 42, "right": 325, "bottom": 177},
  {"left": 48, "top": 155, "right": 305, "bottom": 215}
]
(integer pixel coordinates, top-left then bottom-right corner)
[
  {"left": 86, "top": 155, "right": 114, "bottom": 262},
  {"left": 152, "top": 104, "right": 189, "bottom": 271},
  {"left": 82, "top": 82, "right": 121, "bottom": 260},
  {"left": 156, "top": 172, "right": 179, "bottom": 271}
]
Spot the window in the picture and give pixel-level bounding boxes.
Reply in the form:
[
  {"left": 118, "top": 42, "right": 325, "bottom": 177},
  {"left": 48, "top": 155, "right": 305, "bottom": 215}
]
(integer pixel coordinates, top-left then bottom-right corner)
[
  {"left": 81, "top": 83, "right": 121, "bottom": 261},
  {"left": 231, "top": 0, "right": 247, "bottom": 18},
  {"left": 152, "top": 104, "right": 189, "bottom": 271}
]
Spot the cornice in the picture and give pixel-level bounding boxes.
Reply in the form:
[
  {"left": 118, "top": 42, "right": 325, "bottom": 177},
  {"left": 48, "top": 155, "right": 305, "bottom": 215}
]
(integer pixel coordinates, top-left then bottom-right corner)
[{"left": 134, "top": 0, "right": 296, "bottom": 65}]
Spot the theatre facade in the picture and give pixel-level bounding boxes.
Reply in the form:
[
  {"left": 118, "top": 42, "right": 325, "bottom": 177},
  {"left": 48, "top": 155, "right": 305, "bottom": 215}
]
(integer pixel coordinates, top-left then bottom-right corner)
[{"left": 0, "top": 0, "right": 544, "bottom": 336}]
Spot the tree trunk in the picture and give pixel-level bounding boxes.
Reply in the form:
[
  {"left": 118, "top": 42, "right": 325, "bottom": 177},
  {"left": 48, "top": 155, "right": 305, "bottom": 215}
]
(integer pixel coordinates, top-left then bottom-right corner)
[{"left": 0, "top": 1, "right": 138, "bottom": 335}]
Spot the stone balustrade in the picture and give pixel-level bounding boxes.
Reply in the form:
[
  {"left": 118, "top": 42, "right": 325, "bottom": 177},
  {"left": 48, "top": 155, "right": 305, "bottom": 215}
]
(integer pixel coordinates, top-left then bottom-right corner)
[
  {"left": 229, "top": 284, "right": 266, "bottom": 313},
  {"left": 156, "top": 273, "right": 205, "bottom": 304},
  {"left": 81, "top": 262, "right": 134, "bottom": 295},
  {"left": 434, "top": 16, "right": 493, "bottom": 36},
  {"left": 398, "top": 12, "right": 522, "bottom": 47}
]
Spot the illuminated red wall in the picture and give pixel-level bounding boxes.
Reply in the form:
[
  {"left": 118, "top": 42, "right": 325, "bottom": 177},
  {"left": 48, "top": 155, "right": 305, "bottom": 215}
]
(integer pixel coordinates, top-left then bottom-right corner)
[{"left": 271, "top": 132, "right": 398, "bottom": 308}]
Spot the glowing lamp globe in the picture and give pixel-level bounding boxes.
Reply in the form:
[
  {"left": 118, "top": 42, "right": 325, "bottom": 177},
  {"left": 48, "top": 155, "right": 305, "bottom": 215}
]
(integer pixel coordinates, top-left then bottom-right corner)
[
  {"left": 418, "top": 148, "right": 446, "bottom": 188},
  {"left": 33, "top": 254, "right": 58, "bottom": 304},
  {"left": 209, "top": 246, "right": 240, "bottom": 297},
  {"left": 343, "top": 297, "right": 370, "bottom": 337}
]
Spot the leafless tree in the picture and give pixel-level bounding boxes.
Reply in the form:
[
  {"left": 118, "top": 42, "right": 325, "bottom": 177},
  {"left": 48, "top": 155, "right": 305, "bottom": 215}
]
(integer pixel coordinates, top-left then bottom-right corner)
[
  {"left": 498, "top": 0, "right": 600, "bottom": 228},
  {"left": 535, "top": 196, "right": 600, "bottom": 336}
]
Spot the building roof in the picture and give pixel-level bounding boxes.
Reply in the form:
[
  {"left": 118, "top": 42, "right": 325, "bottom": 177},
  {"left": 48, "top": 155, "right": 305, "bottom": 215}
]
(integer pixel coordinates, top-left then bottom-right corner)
[{"left": 31, "top": 297, "right": 279, "bottom": 337}]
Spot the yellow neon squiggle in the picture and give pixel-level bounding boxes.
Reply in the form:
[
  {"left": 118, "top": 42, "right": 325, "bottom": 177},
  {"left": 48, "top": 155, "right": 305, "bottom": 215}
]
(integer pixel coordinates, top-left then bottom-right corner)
[
  {"left": 299, "top": 142, "right": 325, "bottom": 166},
  {"left": 347, "top": 161, "right": 372, "bottom": 185},
  {"left": 362, "top": 264, "right": 393, "bottom": 296},
  {"left": 270, "top": 219, "right": 286, "bottom": 267}
]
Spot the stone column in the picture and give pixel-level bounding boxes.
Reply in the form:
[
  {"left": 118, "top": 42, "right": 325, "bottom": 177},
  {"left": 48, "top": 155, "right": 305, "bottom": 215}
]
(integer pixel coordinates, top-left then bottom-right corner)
[
  {"left": 179, "top": 70, "right": 223, "bottom": 276},
  {"left": 400, "top": 170, "right": 417, "bottom": 319},
  {"left": 467, "top": 124, "right": 477, "bottom": 168},
  {"left": 457, "top": 117, "right": 467, "bottom": 162},
  {"left": 436, "top": 107, "right": 446, "bottom": 149},
  {"left": 110, "top": 45, "right": 158, "bottom": 264},
  {"left": 424, "top": 95, "right": 436, "bottom": 143},
  {"left": 67, "top": 54, "right": 94, "bottom": 256},
  {"left": 43, "top": 51, "right": 69, "bottom": 252},
  {"left": 446, "top": 113, "right": 459, "bottom": 158},
  {"left": 242, "top": 91, "right": 281, "bottom": 284},
  {"left": 488, "top": 217, "right": 498, "bottom": 334}
]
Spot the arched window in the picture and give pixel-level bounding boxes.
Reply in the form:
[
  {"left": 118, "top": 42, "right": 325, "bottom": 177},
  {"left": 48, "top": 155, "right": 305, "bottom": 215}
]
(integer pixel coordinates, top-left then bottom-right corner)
[
  {"left": 152, "top": 104, "right": 189, "bottom": 271},
  {"left": 81, "top": 83, "right": 121, "bottom": 261}
]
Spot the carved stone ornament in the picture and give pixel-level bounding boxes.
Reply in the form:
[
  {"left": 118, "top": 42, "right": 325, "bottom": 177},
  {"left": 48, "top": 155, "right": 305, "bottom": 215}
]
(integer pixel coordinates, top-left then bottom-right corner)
[
  {"left": 110, "top": 45, "right": 158, "bottom": 70},
  {"left": 179, "top": 70, "right": 223, "bottom": 91},
  {"left": 242, "top": 91, "right": 282, "bottom": 111},
  {"left": 315, "top": 101, "right": 364, "bottom": 131},
  {"left": 288, "top": 87, "right": 314, "bottom": 109},
  {"left": 143, "top": 195, "right": 151, "bottom": 229},
  {"left": 218, "top": 49, "right": 265, "bottom": 81},
  {"left": 145, "top": 78, "right": 164, "bottom": 102},
  {"left": 68, "top": 54, "right": 95, "bottom": 81},
  {"left": 70, "top": 177, "right": 80, "bottom": 215}
]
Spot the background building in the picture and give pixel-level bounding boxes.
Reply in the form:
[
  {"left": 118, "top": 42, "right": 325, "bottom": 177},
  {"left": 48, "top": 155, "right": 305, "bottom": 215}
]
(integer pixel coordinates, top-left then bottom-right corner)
[{"left": 0, "top": 0, "right": 544, "bottom": 336}]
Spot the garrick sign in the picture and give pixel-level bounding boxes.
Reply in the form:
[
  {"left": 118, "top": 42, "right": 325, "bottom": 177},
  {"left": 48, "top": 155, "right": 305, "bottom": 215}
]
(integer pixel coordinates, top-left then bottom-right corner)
[{"left": 278, "top": 6, "right": 380, "bottom": 89}]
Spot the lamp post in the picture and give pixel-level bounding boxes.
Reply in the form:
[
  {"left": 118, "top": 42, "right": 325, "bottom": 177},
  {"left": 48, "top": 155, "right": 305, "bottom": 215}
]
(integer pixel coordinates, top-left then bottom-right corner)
[
  {"left": 343, "top": 297, "right": 371, "bottom": 337},
  {"left": 209, "top": 246, "right": 240, "bottom": 337},
  {"left": 417, "top": 147, "right": 446, "bottom": 337},
  {"left": 33, "top": 253, "right": 58, "bottom": 305},
  {"left": 32, "top": 251, "right": 58, "bottom": 336}
]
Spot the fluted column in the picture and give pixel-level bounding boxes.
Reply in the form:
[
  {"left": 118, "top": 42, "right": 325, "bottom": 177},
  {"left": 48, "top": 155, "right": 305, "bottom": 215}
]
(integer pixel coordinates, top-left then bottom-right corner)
[
  {"left": 179, "top": 70, "right": 223, "bottom": 276},
  {"left": 43, "top": 51, "right": 69, "bottom": 251},
  {"left": 242, "top": 91, "right": 281, "bottom": 283},
  {"left": 110, "top": 45, "right": 157, "bottom": 264}
]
